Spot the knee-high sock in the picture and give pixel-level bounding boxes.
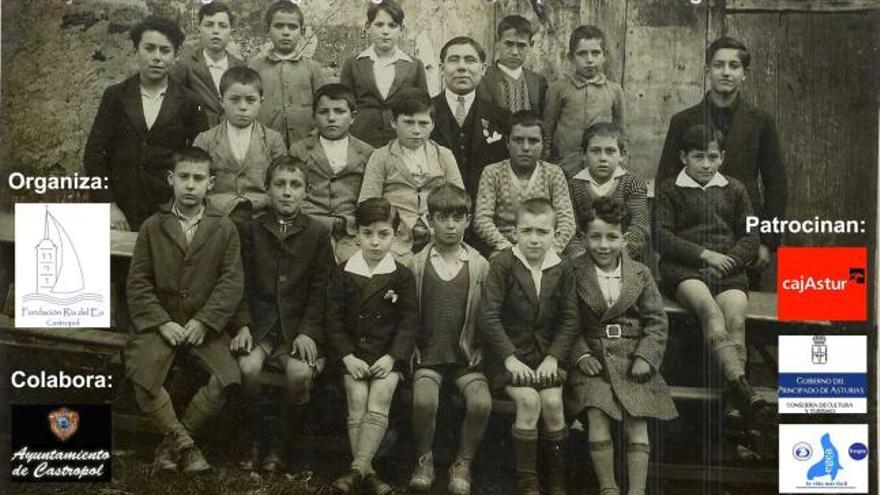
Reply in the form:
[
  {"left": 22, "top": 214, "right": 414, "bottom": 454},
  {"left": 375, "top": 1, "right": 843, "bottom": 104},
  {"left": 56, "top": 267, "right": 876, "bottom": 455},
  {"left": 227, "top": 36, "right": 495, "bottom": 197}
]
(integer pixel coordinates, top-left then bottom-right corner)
[
  {"left": 351, "top": 411, "right": 389, "bottom": 474},
  {"left": 180, "top": 375, "right": 226, "bottom": 435},
  {"left": 511, "top": 427, "right": 539, "bottom": 480},
  {"left": 710, "top": 335, "right": 745, "bottom": 382},
  {"left": 457, "top": 380, "right": 491, "bottom": 462},
  {"left": 347, "top": 415, "right": 363, "bottom": 456},
  {"left": 626, "top": 442, "right": 650, "bottom": 495},
  {"left": 589, "top": 439, "right": 618, "bottom": 492}
]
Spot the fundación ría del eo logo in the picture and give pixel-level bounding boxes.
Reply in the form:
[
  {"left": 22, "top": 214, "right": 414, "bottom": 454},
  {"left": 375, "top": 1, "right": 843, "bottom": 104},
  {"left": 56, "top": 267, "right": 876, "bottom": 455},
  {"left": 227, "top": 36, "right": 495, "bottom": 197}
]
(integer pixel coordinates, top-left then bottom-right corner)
[{"left": 777, "top": 247, "right": 867, "bottom": 321}]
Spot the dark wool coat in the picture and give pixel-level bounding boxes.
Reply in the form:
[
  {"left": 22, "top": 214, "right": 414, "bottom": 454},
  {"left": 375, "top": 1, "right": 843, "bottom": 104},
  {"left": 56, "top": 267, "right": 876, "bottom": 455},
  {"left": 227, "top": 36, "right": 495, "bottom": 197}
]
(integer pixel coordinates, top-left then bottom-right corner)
[
  {"left": 656, "top": 96, "right": 787, "bottom": 249},
  {"left": 237, "top": 211, "right": 334, "bottom": 348},
  {"left": 325, "top": 261, "right": 418, "bottom": 366},
  {"left": 564, "top": 254, "right": 678, "bottom": 421},
  {"left": 478, "top": 65, "right": 549, "bottom": 115},
  {"left": 124, "top": 201, "right": 243, "bottom": 394},
  {"left": 84, "top": 75, "right": 208, "bottom": 230},
  {"left": 290, "top": 133, "right": 375, "bottom": 237},
  {"left": 430, "top": 91, "right": 510, "bottom": 199},
  {"left": 340, "top": 54, "right": 429, "bottom": 148},
  {"left": 478, "top": 248, "right": 580, "bottom": 388},
  {"left": 655, "top": 176, "right": 759, "bottom": 293},
  {"left": 172, "top": 49, "right": 246, "bottom": 127}
]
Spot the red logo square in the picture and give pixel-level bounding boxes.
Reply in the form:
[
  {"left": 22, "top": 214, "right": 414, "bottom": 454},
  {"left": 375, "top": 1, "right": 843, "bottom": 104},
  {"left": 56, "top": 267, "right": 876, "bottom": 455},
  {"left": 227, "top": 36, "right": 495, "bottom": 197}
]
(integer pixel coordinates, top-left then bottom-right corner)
[{"left": 777, "top": 247, "right": 867, "bottom": 321}]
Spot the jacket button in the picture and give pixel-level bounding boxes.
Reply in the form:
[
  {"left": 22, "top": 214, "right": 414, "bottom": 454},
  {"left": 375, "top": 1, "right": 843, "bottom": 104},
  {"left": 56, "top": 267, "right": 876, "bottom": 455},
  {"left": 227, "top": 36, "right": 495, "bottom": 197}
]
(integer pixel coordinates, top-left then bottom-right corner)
[
  {"left": 279, "top": 275, "right": 287, "bottom": 283},
  {"left": 180, "top": 291, "right": 188, "bottom": 299},
  {"left": 329, "top": 177, "right": 336, "bottom": 183}
]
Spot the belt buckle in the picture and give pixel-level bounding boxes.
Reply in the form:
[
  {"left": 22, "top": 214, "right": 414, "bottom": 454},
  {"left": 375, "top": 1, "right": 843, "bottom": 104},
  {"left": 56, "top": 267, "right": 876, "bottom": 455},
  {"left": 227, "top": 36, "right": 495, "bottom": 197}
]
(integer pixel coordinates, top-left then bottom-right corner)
[{"left": 605, "top": 324, "right": 622, "bottom": 339}]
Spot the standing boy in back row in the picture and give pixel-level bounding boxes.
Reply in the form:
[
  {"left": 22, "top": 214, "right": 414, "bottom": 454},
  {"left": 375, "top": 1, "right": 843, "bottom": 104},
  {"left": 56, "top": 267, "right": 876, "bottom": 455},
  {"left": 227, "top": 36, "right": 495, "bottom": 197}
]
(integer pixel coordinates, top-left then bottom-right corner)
[
  {"left": 657, "top": 37, "right": 786, "bottom": 288},
  {"left": 479, "top": 15, "right": 548, "bottom": 115}
]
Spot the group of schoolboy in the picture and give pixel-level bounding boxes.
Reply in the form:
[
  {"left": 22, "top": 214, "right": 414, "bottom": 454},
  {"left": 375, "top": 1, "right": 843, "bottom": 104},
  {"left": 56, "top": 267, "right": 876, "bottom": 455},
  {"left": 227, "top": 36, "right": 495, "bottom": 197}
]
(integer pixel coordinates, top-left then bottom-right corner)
[{"left": 89, "top": 1, "right": 787, "bottom": 494}]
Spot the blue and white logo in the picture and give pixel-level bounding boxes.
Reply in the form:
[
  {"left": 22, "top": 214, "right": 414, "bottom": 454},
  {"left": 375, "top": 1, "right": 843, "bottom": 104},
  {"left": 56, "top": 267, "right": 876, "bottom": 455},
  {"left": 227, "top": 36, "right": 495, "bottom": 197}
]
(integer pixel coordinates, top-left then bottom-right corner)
[
  {"left": 780, "top": 424, "right": 868, "bottom": 493},
  {"left": 793, "top": 442, "right": 813, "bottom": 461},
  {"left": 778, "top": 335, "right": 867, "bottom": 414}
]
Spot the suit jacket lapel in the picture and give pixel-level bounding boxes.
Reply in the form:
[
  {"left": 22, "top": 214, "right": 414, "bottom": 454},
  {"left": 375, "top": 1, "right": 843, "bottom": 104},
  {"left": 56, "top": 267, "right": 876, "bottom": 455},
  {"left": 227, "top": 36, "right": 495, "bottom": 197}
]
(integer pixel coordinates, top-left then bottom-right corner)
[
  {"left": 241, "top": 124, "right": 265, "bottom": 169},
  {"left": 152, "top": 83, "right": 184, "bottom": 133},
  {"left": 537, "top": 265, "right": 561, "bottom": 319},
  {"left": 387, "top": 141, "right": 418, "bottom": 185},
  {"left": 121, "top": 77, "right": 148, "bottom": 135},
  {"left": 524, "top": 70, "right": 541, "bottom": 111},
  {"left": 160, "top": 214, "right": 188, "bottom": 254},
  {"left": 576, "top": 255, "right": 609, "bottom": 318},
  {"left": 512, "top": 261, "right": 539, "bottom": 307},
  {"left": 721, "top": 101, "right": 755, "bottom": 166},
  {"left": 433, "top": 94, "right": 456, "bottom": 137},
  {"left": 306, "top": 136, "right": 335, "bottom": 177},
  {"left": 384, "top": 59, "right": 409, "bottom": 101},
  {"left": 185, "top": 213, "right": 216, "bottom": 260},
  {"left": 362, "top": 272, "right": 393, "bottom": 304},
  {"left": 192, "top": 51, "right": 219, "bottom": 100},
  {"left": 356, "top": 57, "right": 383, "bottom": 102}
]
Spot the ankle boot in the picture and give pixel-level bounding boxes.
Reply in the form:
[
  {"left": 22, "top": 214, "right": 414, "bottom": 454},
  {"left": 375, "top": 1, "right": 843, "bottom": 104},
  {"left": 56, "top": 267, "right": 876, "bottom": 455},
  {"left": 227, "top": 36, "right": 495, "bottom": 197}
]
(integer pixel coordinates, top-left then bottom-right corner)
[
  {"left": 512, "top": 427, "right": 540, "bottom": 495},
  {"left": 542, "top": 429, "right": 569, "bottom": 495},
  {"left": 728, "top": 375, "right": 775, "bottom": 426}
]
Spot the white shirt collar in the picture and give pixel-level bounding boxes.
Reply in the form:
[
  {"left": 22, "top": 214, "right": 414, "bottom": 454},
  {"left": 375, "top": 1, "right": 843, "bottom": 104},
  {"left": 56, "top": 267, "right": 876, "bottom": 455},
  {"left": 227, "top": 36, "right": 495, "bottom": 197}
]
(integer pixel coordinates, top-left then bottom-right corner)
[
  {"left": 445, "top": 89, "right": 476, "bottom": 116},
  {"left": 497, "top": 62, "right": 524, "bottom": 80},
  {"left": 430, "top": 245, "right": 469, "bottom": 262},
  {"left": 203, "top": 50, "right": 229, "bottom": 69},
  {"left": 358, "top": 45, "right": 412, "bottom": 64},
  {"left": 512, "top": 246, "right": 562, "bottom": 272},
  {"left": 320, "top": 135, "right": 349, "bottom": 151},
  {"left": 675, "top": 168, "right": 729, "bottom": 190},
  {"left": 595, "top": 261, "right": 622, "bottom": 278},
  {"left": 573, "top": 166, "right": 626, "bottom": 184},
  {"left": 344, "top": 250, "right": 397, "bottom": 278},
  {"left": 140, "top": 82, "right": 168, "bottom": 99}
]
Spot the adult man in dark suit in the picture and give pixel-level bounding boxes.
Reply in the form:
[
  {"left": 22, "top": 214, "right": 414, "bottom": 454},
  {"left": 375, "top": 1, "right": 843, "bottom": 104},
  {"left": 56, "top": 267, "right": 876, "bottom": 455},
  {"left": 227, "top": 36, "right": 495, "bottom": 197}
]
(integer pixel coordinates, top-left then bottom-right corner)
[
  {"left": 430, "top": 36, "right": 510, "bottom": 202},
  {"left": 656, "top": 37, "right": 786, "bottom": 287},
  {"left": 85, "top": 16, "right": 208, "bottom": 231}
]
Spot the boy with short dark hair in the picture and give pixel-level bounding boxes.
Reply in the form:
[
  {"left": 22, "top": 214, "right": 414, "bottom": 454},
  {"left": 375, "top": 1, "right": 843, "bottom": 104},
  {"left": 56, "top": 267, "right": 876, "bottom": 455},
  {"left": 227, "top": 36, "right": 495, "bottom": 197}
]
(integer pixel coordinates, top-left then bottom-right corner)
[
  {"left": 479, "top": 15, "right": 548, "bottom": 115},
  {"left": 657, "top": 37, "right": 786, "bottom": 287},
  {"left": 173, "top": 1, "right": 245, "bottom": 127},
  {"left": 85, "top": 15, "right": 208, "bottom": 231},
  {"left": 124, "top": 146, "right": 243, "bottom": 474},
  {"left": 194, "top": 66, "right": 287, "bottom": 221},
  {"left": 231, "top": 156, "right": 334, "bottom": 472},
  {"left": 474, "top": 110, "right": 575, "bottom": 258},
  {"left": 479, "top": 198, "right": 579, "bottom": 495},
  {"left": 290, "top": 83, "right": 375, "bottom": 262},
  {"left": 360, "top": 88, "right": 464, "bottom": 258},
  {"left": 406, "top": 184, "right": 492, "bottom": 495},
  {"left": 250, "top": 0, "right": 328, "bottom": 147}
]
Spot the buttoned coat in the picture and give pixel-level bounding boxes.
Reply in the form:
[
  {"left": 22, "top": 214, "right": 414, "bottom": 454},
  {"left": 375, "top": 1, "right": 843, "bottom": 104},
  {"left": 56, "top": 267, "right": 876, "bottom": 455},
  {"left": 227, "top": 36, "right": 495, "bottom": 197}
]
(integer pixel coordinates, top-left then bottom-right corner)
[
  {"left": 340, "top": 54, "right": 429, "bottom": 148},
  {"left": 237, "top": 210, "right": 334, "bottom": 348},
  {"left": 194, "top": 121, "right": 287, "bottom": 216},
  {"left": 406, "top": 242, "right": 489, "bottom": 366},
  {"left": 479, "top": 65, "right": 548, "bottom": 115},
  {"left": 249, "top": 52, "right": 328, "bottom": 147},
  {"left": 430, "top": 91, "right": 510, "bottom": 199},
  {"left": 172, "top": 49, "right": 246, "bottom": 127},
  {"left": 656, "top": 96, "right": 787, "bottom": 248},
  {"left": 84, "top": 75, "right": 208, "bottom": 230},
  {"left": 290, "top": 133, "right": 375, "bottom": 236},
  {"left": 124, "top": 201, "right": 243, "bottom": 394},
  {"left": 326, "top": 260, "right": 418, "bottom": 366},
  {"left": 478, "top": 248, "right": 580, "bottom": 387},
  {"left": 564, "top": 253, "right": 677, "bottom": 421}
]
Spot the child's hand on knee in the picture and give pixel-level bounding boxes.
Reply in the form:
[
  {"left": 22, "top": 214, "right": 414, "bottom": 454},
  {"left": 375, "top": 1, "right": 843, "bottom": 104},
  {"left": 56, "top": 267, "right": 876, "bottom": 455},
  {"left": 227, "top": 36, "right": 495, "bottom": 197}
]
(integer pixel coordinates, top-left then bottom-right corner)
[
  {"left": 184, "top": 319, "right": 209, "bottom": 347},
  {"left": 158, "top": 321, "right": 187, "bottom": 347},
  {"left": 700, "top": 249, "right": 736, "bottom": 274},
  {"left": 468, "top": 349, "right": 484, "bottom": 368},
  {"left": 577, "top": 354, "right": 603, "bottom": 376},
  {"left": 369, "top": 355, "right": 395, "bottom": 379},
  {"left": 291, "top": 334, "right": 318, "bottom": 366},
  {"left": 505, "top": 355, "right": 535, "bottom": 386},
  {"left": 343, "top": 354, "right": 371, "bottom": 380},
  {"left": 629, "top": 357, "right": 654, "bottom": 383},
  {"left": 230, "top": 326, "right": 253, "bottom": 354},
  {"left": 536, "top": 356, "right": 559, "bottom": 387}
]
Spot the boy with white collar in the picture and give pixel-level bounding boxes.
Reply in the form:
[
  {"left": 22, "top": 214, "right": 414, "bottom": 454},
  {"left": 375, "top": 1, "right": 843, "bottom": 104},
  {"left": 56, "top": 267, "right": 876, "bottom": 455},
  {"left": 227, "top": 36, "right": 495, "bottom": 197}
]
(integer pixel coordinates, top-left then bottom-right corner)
[{"left": 479, "top": 198, "right": 579, "bottom": 495}]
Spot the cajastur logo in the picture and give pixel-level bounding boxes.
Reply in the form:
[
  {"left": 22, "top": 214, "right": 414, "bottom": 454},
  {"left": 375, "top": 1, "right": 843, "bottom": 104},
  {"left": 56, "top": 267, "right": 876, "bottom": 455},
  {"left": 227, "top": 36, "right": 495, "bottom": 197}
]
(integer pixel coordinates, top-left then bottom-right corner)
[{"left": 778, "top": 247, "right": 867, "bottom": 321}]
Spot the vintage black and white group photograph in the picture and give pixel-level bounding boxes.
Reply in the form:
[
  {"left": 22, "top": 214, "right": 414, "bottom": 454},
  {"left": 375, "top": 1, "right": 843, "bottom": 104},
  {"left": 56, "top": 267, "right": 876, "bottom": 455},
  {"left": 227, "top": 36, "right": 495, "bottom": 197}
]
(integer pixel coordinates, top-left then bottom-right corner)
[{"left": 0, "top": 0, "right": 877, "bottom": 494}]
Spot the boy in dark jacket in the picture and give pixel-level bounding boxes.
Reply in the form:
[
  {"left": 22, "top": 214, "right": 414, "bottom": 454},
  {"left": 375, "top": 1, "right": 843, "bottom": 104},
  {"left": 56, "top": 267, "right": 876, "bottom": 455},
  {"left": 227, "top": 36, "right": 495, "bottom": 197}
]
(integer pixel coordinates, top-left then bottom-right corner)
[
  {"left": 230, "top": 156, "right": 334, "bottom": 472},
  {"left": 124, "top": 147, "right": 243, "bottom": 473},
  {"left": 479, "top": 198, "right": 579, "bottom": 495},
  {"left": 85, "top": 16, "right": 208, "bottom": 231}
]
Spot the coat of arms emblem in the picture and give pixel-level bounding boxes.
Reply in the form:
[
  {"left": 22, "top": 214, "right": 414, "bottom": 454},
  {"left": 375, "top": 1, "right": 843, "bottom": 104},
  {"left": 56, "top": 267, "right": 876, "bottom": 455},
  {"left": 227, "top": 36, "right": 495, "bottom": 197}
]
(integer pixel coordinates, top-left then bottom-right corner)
[{"left": 48, "top": 407, "right": 80, "bottom": 442}]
